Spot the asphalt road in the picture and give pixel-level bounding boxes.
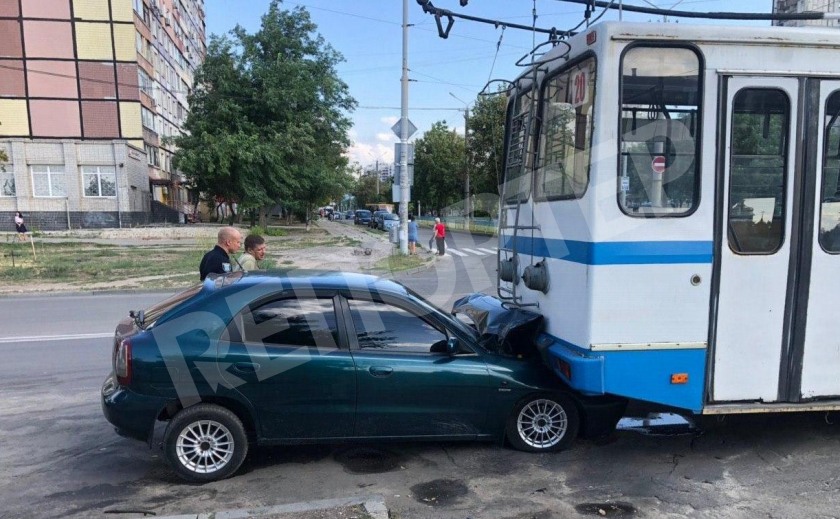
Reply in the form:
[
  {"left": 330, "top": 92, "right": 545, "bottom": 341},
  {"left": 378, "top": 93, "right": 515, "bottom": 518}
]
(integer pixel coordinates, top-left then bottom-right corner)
[{"left": 2, "top": 245, "right": 840, "bottom": 518}]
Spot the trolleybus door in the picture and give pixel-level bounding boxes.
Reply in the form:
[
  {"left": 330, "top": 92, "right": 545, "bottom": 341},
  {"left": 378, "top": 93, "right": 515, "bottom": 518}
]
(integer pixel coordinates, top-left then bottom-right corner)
[
  {"left": 714, "top": 77, "right": 798, "bottom": 403},
  {"left": 800, "top": 81, "right": 840, "bottom": 399}
]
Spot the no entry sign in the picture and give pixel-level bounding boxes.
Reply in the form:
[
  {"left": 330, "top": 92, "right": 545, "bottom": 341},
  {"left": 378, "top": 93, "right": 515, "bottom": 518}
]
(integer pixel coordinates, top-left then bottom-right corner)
[{"left": 651, "top": 156, "right": 666, "bottom": 175}]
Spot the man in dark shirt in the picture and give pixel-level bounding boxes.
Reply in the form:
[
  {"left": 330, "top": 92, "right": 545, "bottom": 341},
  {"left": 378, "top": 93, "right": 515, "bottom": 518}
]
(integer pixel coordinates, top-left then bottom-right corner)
[{"left": 199, "top": 226, "right": 243, "bottom": 280}]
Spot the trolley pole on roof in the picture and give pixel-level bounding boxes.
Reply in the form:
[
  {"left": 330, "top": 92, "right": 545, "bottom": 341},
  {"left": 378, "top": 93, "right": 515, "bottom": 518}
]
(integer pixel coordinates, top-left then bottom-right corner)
[{"left": 398, "top": 0, "right": 410, "bottom": 255}]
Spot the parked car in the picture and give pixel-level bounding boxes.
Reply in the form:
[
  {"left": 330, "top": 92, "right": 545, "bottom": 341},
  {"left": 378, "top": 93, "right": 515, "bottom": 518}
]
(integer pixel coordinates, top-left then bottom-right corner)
[
  {"left": 101, "top": 272, "right": 624, "bottom": 482},
  {"left": 344, "top": 210, "right": 354, "bottom": 220},
  {"left": 370, "top": 210, "right": 389, "bottom": 229},
  {"left": 379, "top": 212, "right": 400, "bottom": 231},
  {"left": 329, "top": 210, "right": 341, "bottom": 221},
  {"left": 354, "top": 209, "right": 372, "bottom": 225}
]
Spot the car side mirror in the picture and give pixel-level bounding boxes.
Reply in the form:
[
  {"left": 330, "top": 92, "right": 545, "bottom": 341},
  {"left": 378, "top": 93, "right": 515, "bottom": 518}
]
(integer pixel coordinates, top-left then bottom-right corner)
[{"left": 446, "top": 337, "right": 459, "bottom": 357}]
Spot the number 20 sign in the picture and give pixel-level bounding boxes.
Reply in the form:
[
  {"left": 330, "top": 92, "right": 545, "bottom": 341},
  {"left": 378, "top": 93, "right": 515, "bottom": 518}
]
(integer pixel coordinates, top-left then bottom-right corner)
[{"left": 570, "top": 69, "right": 588, "bottom": 108}]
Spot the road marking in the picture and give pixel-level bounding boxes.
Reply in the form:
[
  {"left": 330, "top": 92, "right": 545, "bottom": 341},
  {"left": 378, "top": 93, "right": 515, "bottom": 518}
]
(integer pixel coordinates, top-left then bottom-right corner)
[
  {"left": 0, "top": 332, "right": 113, "bottom": 344},
  {"left": 445, "top": 248, "right": 468, "bottom": 257},
  {"left": 478, "top": 247, "right": 497, "bottom": 254},
  {"left": 461, "top": 248, "right": 487, "bottom": 255}
]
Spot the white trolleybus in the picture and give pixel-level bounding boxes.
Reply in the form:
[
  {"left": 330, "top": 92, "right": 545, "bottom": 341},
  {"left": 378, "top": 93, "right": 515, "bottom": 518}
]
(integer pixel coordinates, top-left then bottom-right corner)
[{"left": 497, "top": 21, "right": 840, "bottom": 420}]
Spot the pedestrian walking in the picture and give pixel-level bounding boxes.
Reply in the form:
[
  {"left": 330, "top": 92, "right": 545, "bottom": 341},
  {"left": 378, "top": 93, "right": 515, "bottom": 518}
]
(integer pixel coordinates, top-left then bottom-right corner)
[
  {"left": 433, "top": 217, "right": 446, "bottom": 256},
  {"left": 236, "top": 234, "right": 266, "bottom": 271},
  {"left": 14, "top": 211, "right": 27, "bottom": 242},
  {"left": 408, "top": 215, "right": 418, "bottom": 255},
  {"left": 199, "top": 226, "right": 242, "bottom": 280}
]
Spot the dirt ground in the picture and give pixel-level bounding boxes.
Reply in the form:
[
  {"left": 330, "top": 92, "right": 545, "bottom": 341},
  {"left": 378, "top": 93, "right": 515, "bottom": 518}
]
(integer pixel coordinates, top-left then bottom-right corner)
[{"left": 0, "top": 220, "right": 399, "bottom": 295}]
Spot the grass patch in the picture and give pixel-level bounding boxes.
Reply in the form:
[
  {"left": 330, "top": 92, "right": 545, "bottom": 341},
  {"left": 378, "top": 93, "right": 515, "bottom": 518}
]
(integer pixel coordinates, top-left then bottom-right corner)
[
  {"left": 248, "top": 225, "right": 287, "bottom": 237},
  {"left": 372, "top": 252, "right": 430, "bottom": 273}
]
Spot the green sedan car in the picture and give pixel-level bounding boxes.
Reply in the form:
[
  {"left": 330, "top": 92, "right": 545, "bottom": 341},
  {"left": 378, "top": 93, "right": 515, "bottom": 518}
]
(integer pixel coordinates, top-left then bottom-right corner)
[{"left": 102, "top": 271, "right": 625, "bottom": 481}]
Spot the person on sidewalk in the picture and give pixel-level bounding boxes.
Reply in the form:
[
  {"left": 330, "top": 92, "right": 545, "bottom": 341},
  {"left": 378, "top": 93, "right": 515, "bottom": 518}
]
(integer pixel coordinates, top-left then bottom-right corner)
[
  {"left": 199, "top": 226, "right": 242, "bottom": 280},
  {"left": 14, "top": 212, "right": 27, "bottom": 242},
  {"left": 407, "top": 214, "right": 418, "bottom": 255},
  {"left": 236, "top": 234, "right": 266, "bottom": 271},
  {"left": 433, "top": 217, "right": 446, "bottom": 256}
]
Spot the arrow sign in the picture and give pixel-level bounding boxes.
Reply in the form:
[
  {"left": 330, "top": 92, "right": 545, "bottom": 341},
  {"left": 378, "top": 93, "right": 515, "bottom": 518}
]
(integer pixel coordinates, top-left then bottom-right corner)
[{"left": 392, "top": 118, "right": 417, "bottom": 139}]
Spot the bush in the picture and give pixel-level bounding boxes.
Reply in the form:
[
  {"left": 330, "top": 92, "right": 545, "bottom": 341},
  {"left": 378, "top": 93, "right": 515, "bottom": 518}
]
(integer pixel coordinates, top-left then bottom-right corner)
[{"left": 249, "top": 225, "right": 287, "bottom": 237}]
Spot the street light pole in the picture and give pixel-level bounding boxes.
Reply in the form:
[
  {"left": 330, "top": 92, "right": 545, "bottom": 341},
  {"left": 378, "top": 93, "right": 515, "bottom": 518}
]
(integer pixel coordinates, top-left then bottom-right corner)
[
  {"left": 450, "top": 92, "right": 471, "bottom": 231},
  {"left": 398, "top": 0, "right": 410, "bottom": 254}
]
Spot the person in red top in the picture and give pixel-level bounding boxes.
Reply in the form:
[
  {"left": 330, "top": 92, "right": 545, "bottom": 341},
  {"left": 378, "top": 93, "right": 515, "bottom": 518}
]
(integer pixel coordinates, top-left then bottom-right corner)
[{"left": 433, "top": 217, "right": 446, "bottom": 256}]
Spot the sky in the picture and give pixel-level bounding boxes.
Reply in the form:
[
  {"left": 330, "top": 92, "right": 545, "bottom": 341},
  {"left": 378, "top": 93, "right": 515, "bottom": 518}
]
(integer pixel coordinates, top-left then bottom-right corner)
[{"left": 204, "top": 0, "right": 775, "bottom": 167}]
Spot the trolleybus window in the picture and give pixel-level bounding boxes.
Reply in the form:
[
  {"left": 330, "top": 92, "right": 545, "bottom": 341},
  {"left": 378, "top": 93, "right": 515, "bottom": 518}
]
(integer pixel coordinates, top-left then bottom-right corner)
[
  {"left": 535, "top": 57, "right": 596, "bottom": 201},
  {"left": 728, "top": 88, "right": 789, "bottom": 255},
  {"left": 820, "top": 90, "right": 840, "bottom": 253},
  {"left": 619, "top": 46, "right": 701, "bottom": 217},
  {"left": 503, "top": 88, "right": 536, "bottom": 204}
]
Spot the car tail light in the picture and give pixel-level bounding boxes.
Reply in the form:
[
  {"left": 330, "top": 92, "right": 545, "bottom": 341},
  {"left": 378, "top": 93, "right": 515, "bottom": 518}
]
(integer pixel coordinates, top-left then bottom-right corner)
[{"left": 114, "top": 338, "right": 132, "bottom": 386}]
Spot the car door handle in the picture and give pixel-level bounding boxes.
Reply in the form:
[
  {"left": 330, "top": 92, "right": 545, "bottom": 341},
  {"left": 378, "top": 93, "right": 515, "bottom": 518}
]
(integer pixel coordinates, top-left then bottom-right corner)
[
  {"left": 232, "top": 362, "right": 261, "bottom": 374},
  {"left": 368, "top": 366, "right": 393, "bottom": 377}
]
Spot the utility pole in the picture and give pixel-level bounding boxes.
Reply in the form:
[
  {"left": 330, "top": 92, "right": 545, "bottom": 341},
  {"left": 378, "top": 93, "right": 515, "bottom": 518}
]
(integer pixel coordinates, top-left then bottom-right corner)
[
  {"left": 398, "top": 0, "right": 410, "bottom": 254},
  {"left": 450, "top": 92, "right": 471, "bottom": 231}
]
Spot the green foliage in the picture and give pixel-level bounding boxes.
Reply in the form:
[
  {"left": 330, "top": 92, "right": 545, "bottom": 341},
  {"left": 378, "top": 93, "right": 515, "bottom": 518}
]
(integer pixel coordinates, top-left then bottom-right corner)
[
  {"left": 172, "top": 0, "right": 356, "bottom": 222},
  {"left": 468, "top": 93, "right": 507, "bottom": 196},
  {"left": 413, "top": 121, "right": 466, "bottom": 214},
  {"left": 249, "top": 225, "right": 287, "bottom": 237},
  {"left": 353, "top": 168, "right": 392, "bottom": 209}
]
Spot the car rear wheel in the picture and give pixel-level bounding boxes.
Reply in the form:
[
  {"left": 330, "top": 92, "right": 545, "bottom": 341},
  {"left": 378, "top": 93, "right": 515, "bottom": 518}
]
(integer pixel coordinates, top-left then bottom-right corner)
[
  {"left": 163, "top": 404, "right": 248, "bottom": 482},
  {"left": 506, "top": 393, "right": 579, "bottom": 453}
]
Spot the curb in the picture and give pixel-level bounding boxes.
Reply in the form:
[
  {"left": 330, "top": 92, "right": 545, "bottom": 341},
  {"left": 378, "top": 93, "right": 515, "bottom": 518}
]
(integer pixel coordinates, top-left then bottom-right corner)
[{"left": 151, "top": 495, "right": 389, "bottom": 519}]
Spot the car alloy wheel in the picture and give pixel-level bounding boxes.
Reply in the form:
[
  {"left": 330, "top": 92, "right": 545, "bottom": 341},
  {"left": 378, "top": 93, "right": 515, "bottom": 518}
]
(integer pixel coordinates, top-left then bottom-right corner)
[
  {"left": 176, "top": 419, "right": 234, "bottom": 474},
  {"left": 507, "top": 393, "right": 579, "bottom": 453},
  {"left": 164, "top": 404, "right": 248, "bottom": 481},
  {"left": 517, "top": 398, "right": 567, "bottom": 449}
]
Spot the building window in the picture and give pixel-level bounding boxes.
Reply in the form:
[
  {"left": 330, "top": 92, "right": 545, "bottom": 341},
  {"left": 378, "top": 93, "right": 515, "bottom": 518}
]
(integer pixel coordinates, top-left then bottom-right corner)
[
  {"left": 31, "top": 165, "right": 66, "bottom": 197},
  {"left": 145, "top": 144, "right": 160, "bottom": 167},
  {"left": 0, "top": 170, "right": 14, "bottom": 197},
  {"left": 141, "top": 106, "right": 156, "bottom": 130},
  {"left": 82, "top": 166, "right": 117, "bottom": 197}
]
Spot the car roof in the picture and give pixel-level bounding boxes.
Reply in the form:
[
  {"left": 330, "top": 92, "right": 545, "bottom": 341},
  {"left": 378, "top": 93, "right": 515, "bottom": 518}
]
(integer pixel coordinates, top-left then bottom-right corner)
[{"left": 205, "top": 269, "right": 411, "bottom": 297}]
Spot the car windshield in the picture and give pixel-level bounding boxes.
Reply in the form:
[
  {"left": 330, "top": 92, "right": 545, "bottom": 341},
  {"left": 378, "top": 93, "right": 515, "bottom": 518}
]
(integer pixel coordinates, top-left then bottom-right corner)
[
  {"left": 402, "top": 286, "right": 481, "bottom": 342},
  {"left": 357, "top": 211, "right": 371, "bottom": 216},
  {"left": 385, "top": 214, "right": 399, "bottom": 220}
]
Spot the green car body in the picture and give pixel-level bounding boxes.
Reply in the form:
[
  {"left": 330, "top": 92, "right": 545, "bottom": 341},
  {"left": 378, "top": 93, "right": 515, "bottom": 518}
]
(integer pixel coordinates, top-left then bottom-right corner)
[{"left": 102, "top": 271, "right": 624, "bottom": 481}]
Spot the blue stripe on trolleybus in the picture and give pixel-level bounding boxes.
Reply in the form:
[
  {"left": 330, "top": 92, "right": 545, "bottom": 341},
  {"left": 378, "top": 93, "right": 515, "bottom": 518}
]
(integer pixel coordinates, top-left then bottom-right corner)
[{"left": 501, "top": 237, "right": 713, "bottom": 265}]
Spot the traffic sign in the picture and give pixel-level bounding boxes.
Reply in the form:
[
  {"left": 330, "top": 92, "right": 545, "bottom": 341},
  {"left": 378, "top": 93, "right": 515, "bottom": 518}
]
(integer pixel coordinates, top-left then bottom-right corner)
[
  {"left": 392, "top": 118, "right": 417, "bottom": 139},
  {"left": 651, "top": 156, "right": 666, "bottom": 175}
]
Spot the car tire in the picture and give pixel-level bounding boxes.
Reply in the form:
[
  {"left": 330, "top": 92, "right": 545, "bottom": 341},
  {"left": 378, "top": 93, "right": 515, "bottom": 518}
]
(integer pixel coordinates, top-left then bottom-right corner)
[
  {"left": 506, "top": 392, "right": 579, "bottom": 453},
  {"left": 163, "top": 404, "right": 248, "bottom": 482}
]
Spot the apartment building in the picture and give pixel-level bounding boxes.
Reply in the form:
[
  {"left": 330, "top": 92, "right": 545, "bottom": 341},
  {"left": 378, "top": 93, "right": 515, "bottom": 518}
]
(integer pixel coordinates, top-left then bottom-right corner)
[
  {"left": 0, "top": 0, "right": 205, "bottom": 230},
  {"left": 774, "top": 0, "right": 840, "bottom": 27}
]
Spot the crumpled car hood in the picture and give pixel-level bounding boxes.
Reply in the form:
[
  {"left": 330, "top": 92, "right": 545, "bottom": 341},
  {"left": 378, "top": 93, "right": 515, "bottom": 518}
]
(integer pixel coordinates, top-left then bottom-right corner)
[{"left": 451, "top": 293, "right": 544, "bottom": 357}]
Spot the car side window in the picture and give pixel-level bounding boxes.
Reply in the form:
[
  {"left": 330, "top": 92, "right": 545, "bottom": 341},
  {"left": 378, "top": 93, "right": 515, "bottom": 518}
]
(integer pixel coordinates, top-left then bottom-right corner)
[
  {"left": 348, "top": 299, "right": 447, "bottom": 353},
  {"left": 238, "top": 298, "right": 339, "bottom": 349}
]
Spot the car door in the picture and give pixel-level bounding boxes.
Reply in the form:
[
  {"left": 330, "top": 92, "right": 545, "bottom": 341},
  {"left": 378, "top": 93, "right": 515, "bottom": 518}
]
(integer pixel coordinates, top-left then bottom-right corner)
[
  {"left": 217, "top": 293, "right": 356, "bottom": 440},
  {"left": 341, "top": 294, "right": 491, "bottom": 438}
]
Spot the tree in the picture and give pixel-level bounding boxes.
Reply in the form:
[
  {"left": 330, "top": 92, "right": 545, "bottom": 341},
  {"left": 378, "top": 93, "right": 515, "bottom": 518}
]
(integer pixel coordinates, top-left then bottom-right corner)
[
  {"left": 413, "top": 121, "right": 465, "bottom": 214},
  {"left": 352, "top": 168, "right": 392, "bottom": 209},
  {"left": 172, "top": 0, "right": 356, "bottom": 225},
  {"left": 467, "top": 93, "right": 507, "bottom": 198}
]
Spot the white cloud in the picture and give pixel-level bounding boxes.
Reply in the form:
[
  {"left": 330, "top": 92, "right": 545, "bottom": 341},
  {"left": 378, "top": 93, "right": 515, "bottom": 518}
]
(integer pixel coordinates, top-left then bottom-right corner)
[
  {"left": 344, "top": 140, "right": 394, "bottom": 166},
  {"left": 376, "top": 132, "right": 395, "bottom": 142},
  {"left": 381, "top": 116, "right": 399, "bottom": 126}
]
